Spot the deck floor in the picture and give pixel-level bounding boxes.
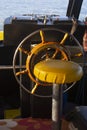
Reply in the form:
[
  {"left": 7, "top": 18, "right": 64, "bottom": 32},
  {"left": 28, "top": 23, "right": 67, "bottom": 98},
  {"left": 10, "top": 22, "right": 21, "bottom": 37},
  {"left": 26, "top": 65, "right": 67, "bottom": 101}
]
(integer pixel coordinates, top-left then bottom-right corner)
[{"left": 0, "top": 117, "right": 71, "bottom": 130}]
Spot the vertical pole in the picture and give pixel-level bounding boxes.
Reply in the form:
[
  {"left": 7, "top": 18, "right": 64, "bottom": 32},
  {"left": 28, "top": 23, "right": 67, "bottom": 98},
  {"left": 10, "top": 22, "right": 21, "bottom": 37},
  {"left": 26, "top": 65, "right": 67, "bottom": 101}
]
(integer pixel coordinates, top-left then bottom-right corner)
[
  {"left": 52, "top": 84, "right": 63, "bottom": 130},
  {"left": 19, "top": 50, "right": 22, "bottom": 116},
  {"left": 66, "top": 0, "right": 83, "bottom": 19}
]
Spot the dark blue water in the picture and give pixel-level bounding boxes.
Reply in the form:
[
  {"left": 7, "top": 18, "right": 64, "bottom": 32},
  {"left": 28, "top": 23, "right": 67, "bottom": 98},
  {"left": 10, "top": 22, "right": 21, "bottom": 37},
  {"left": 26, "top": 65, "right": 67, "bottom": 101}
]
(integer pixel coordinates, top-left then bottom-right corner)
[{"left": 0, "top": 0, "right": 87, "bottom": 30}]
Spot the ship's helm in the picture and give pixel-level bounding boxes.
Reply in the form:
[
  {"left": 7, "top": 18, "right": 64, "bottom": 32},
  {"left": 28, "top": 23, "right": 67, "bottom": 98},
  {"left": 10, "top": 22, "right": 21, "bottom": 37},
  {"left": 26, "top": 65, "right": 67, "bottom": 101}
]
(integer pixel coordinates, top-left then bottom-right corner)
[
  {"left": 13, "top": 27, "right": 83, "bottom": 98},
  {"left": 13, "top": 27, "right": 83, "bottom": 130}
]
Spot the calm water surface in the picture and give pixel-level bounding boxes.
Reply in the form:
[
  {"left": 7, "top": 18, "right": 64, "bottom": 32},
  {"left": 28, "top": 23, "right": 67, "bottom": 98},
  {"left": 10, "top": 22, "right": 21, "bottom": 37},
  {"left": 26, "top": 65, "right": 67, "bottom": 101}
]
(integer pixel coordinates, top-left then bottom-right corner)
[{"left": 0, "top": 0, "right": 87, "bottom": 30}]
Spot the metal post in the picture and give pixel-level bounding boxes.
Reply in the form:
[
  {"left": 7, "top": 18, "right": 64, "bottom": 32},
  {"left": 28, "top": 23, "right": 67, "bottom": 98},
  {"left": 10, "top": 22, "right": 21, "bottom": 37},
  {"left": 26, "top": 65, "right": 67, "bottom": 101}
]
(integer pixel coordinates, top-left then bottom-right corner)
[
  {"left": 66, "top": 0, "right": 83, "bottom": 19},
  {"left": 52, "top": 84, "right": 63, "bottom": 130}
]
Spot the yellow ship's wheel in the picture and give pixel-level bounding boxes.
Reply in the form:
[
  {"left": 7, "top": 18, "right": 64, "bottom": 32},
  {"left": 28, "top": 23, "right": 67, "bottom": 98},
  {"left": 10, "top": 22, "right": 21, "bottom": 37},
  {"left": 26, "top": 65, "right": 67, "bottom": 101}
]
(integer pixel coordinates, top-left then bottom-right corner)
[{"left": 13, "top": 28, "right": 83, "bottom": 97}]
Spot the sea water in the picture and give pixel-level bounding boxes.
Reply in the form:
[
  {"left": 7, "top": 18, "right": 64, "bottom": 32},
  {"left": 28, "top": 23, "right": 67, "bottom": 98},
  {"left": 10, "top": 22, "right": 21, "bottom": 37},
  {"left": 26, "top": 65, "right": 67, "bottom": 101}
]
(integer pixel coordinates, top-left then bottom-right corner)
[{"left": 0, "top": 0, "right": 87, "bottom": 30}]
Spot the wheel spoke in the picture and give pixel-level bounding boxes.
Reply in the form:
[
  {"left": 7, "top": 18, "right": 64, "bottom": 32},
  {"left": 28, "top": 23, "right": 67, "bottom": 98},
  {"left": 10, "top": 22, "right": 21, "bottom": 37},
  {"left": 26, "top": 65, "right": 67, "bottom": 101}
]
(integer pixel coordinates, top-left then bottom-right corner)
[
  {"left": 40, "top": 30, "right": 45, "bottom": 43},
  {"left": 31, "top": 83, "right": 38, "bottom": 94},
  {"left": 75, "top": 52, "right": 82, "bottom": 57},
  {"left": 60, "top": 33, "right": 69, "bottom": 45},
  {"left": 71, "top": 52, "right": 82, "bottom": 59},
  {"left": 61, "top": 57, "right": 67, "bottom": 60},
  {"left": 52, "top": 49, "right": 59, "bottom": 59},
  {"left": 46, "top": 52, "right": 50, "bottom": 59},
  {"left": 19, "top": 47, "right": 30, "bottom": 55},
  {"left": 16, "top": 69, "right": 28, "bottom": 76}
]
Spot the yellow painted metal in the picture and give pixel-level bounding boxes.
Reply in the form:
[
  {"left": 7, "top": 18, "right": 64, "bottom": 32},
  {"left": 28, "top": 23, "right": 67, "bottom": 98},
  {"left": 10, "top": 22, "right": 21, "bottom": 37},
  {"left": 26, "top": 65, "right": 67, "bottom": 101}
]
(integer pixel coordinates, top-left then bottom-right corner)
[
  {"left": 4, "top": 109, "right": 20, "bottom": 119},
  {"left": 0, "top": 31, "right": 4, "bottom": 40},
  {"left": 26, "top": 42, "right": 69, "bottom": 85},
  {"left": 34, "top": 59, "right": 83, "bottom": 84},
  {"left": 60, "top": 33, "right": 69, "bottom": 44}
]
